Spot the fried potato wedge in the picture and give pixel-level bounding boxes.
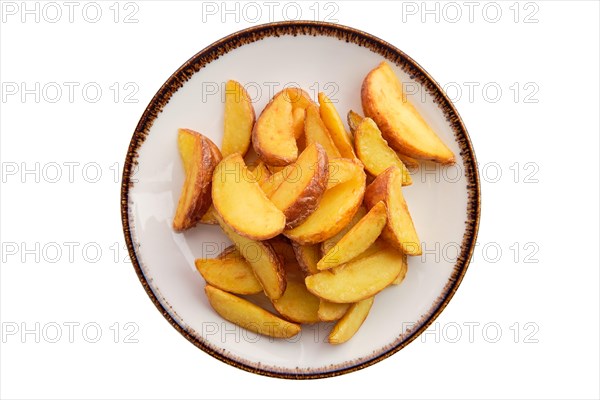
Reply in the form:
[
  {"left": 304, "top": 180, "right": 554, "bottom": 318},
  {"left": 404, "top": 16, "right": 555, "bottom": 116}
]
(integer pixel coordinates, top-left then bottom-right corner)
[
  {"left": 173, "top": 129, "right": 221, "bottom": 231},
  {"left": 326, "top": 158, "right": 364, "bottom": 190},
  {"left": 212, "top": 153, "right": 285, "bottom": 240},
  {"left": 216, "top": 245, "right": 238, "bottom": 259},
  {"left": 364, "top": 166, "right": 421, "bottom": 255},
  {"left": 259, "top": 165, "right": 291, "bottom": 197},
  {"left": 222, "top": 80, "right": 255, "bottom": 157},
  {"left": 318, "top": 92, "right": 355, "bottom": 158},
  {"left": 268, "top": 236, "right": 297, "bottom": 267},
  {"left": 269, "top": 143, "right": 329, "bottom": 228},
  {"left": 284, "top": 170, "right": 366, "bottom": 245},
  {"left": 305, "top": 246, "right": 403, "bottom": 303},
  {"left": 284, "top": 87, "right": 314, "bottom": 111},
  {"left": 318, "top": 300, "right": 350, "bottom": 322},
  {"left": 205, "top": 285, "right": 300, "bottom": 338},
  {"left": 355, "top": 118, "right": 412, "bottom": 185},
  {"left": 304, "top": 104, "right": 341, "bottom": 159},
  {"left": 396, "top": 152, "right": 420, "bottom": 170},
  {"left": 362, "top": 62, "right": 455, "bottom": 164},
  {"left": 321, "top": 206, "right": 366, "bottom": 256},
  {"left": 291, "top": 242, "right": 320, "bottom": 276},
  {"left": 328, "top": 297, "right": 374, "bottom": 344},
  {"left": 348, "top": 110, "right": 419, "bottom": 169},
  {"left": 347, "top": 109, "right": 363, "bottom": 134},
  {"left": 272, "top": 279, "right": 320, "bottom": 324},
  {"left": 285, "top": 88, "right": 313, "bottom": 147},
  {"left": 392, "top": 252, "right": 408, "bottom": 285},
  {"left": 199, "top": 205, "right": 219, "bottom": 225},
  {"left": 195, "top": 249, "right": 262, "bottom": 295},
  {"left": 248, "top": 161, "right": 271, "bottom": 185},
  {"left": 252, "top": 91, "right": 297, "bottom": 166},
  {"left": 292, "top": 107, "right": 306, "bottom": 140},
  {"left": 215, "top": 213, "right": 286, "bottom": 300},
  {"left": 318, "top": 201, "right": 387, "bottom": 270}
]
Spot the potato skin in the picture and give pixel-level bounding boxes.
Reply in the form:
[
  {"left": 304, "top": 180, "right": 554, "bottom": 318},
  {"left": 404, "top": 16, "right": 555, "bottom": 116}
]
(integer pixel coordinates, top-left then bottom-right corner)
[
  {"left": 173, "top": 131, "right": 221, "bottom": 231},
  {"left": 193, "top": 136, "right": 222, "bottom": 222},
  {"left": 361, "top": 63, "right": 455, "bottom": 164},
  {"left": 363, "top": 167, "right": 399, "bottom": 250},
  {"left": 284, "top": 168, "right": 366, "bottom": 245},
  {"left": 291, "top": 242, "right": 320, "bottom": 277},
  {"left": 364, "top": 167, "right": 420, "bottom": 254},
  {"left": 282, "top": 144, "right": 329, "bottom": 229},
  {"left": 205, "top": 136, "right": 223, "bottom": 165},
  {"left": 363, "top": 166, "right": 390, "bottom": 209},
  {"left": 361, "top": 78, "right": 401, "bottom": 155}
]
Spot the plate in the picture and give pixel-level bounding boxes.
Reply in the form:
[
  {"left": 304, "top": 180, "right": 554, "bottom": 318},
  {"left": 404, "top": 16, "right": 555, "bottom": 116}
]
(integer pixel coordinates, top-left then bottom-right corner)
[{"left": 121, "top": 21, "right": 480, "bottom": 379}]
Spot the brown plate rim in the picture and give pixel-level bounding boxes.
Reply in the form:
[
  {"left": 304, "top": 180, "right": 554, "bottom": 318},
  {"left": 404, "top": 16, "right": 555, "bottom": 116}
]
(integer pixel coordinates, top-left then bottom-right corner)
[{"left": 120, "top": 20, "right": 481, "bottom": 380}]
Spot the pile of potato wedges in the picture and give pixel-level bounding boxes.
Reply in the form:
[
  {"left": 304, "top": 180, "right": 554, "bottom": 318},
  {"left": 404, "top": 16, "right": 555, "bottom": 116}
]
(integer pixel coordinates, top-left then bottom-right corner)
[{"left": 173, "top": 62, "right": 455, "bottom": 344}]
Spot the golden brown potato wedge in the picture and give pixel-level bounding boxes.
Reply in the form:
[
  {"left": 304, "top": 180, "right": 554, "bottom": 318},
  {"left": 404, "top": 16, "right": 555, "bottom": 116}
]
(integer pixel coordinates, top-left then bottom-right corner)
[
  {"left": 215, "top": 213, "right": 286, "bottom": 300},
  {"left": 328, "top": 297, "right": 374, "bottom": 344},
  {"left": 396, "top": 152, "right": 420, "bottom": 170},
  {"left": 173, "top": 129, "right": 221, "bottom": 231},
  {"left": 266, "top": 164, "right": 286, "bottom": 174},
  {"left": 268, "top": 236, "right": 297, "bottom": 267},
  {"left": 285, "top": 88, "right": 313, "bottom": 150},
  {"left": 199, "top": 205, "right": 219, "bottom": 225},
  {"left": 355, "top": 117, "right": 412, "bottom": 185},
  {"left": 269, "top": 143, "right": 329, "bottom": 228},
  {"left": 364, "top": 166, "right": 421, "bottom": 255},
  {"left": 222, "top": 80, "right": 255, "bottom": 157},
  {"left": 304, "top": 104, "right": 341, "bottom": 159},
  {"left": 272, "top": 279, "right": 320, "bottom": 324},
  {"left": 195, "top": 248, "right": 262, "bottom": 295},
  {"left": 205, "top": 285, "right": 300, "bottom": 338},
  {"left": 347, "top": 109, "right": 363, "bottom": 134},
  {"left": 252, "top": 91, "right": 297, "bottom": 166},
  {"left": 318, "top": 201, "right": 387, "bottom": 270},
  {"left": 283, "top": 87, "right": 314, "bottom": 111},
  {"left": 305, "top": 246, "right": 403, "bottom": 303},
  {"left": 259, "top": 165, "right": 292, "bottom": 197},
  {"left": 318, "top": 300, "right": 350, "bottom": 322},
  {"left": 291, "top": 242, "right": 320, "bottom": 276},
  {"left": 292, "top": 107, "right": 306, "bottom": 140},
  {"left": 318, "top": 92, "right": 355, "bottom": 159},
  {"left": 212, "top": 154, "right": 286, "bottom": 240},
  {"left": 392, "top": 252, "right": 408, "bottom": 285},
  {"left": 326, "top": 158, "right": 364, "bottom": 190},
  {"left": 320, "top": 206, "right": 366, "bottom": 256},
  {"left": 216, "top": 244, "right": 238, "bottom": 259},
  {"left": 348, "top": 110, "right": 419, "bottom": 169},
  {"left": 248, "top": 161, "right": 271, "bottom": 185},
  {"left": 284, "top": 170, "right": 366, "bottom": 245},
  {"left": 362, "top": 62, "right": 455, "bottom": 164}
]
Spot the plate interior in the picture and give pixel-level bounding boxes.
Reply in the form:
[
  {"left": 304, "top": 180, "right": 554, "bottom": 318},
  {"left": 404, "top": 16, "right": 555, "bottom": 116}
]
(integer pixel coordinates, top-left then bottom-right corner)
[{"left": 126, "top": 31, "right": 473, "bottom": 375}]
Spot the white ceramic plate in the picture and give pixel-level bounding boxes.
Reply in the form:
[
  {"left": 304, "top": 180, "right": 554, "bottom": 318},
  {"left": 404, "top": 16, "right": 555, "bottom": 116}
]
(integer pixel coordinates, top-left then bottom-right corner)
[{"left": 121, "top": 22, "right": 480, "bottom": 379}]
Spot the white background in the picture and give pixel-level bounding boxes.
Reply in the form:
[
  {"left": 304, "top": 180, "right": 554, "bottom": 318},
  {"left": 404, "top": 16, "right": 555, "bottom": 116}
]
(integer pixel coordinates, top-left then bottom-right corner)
[{"left": 1, "top": 1, "right": 598, "bottom": 399}]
